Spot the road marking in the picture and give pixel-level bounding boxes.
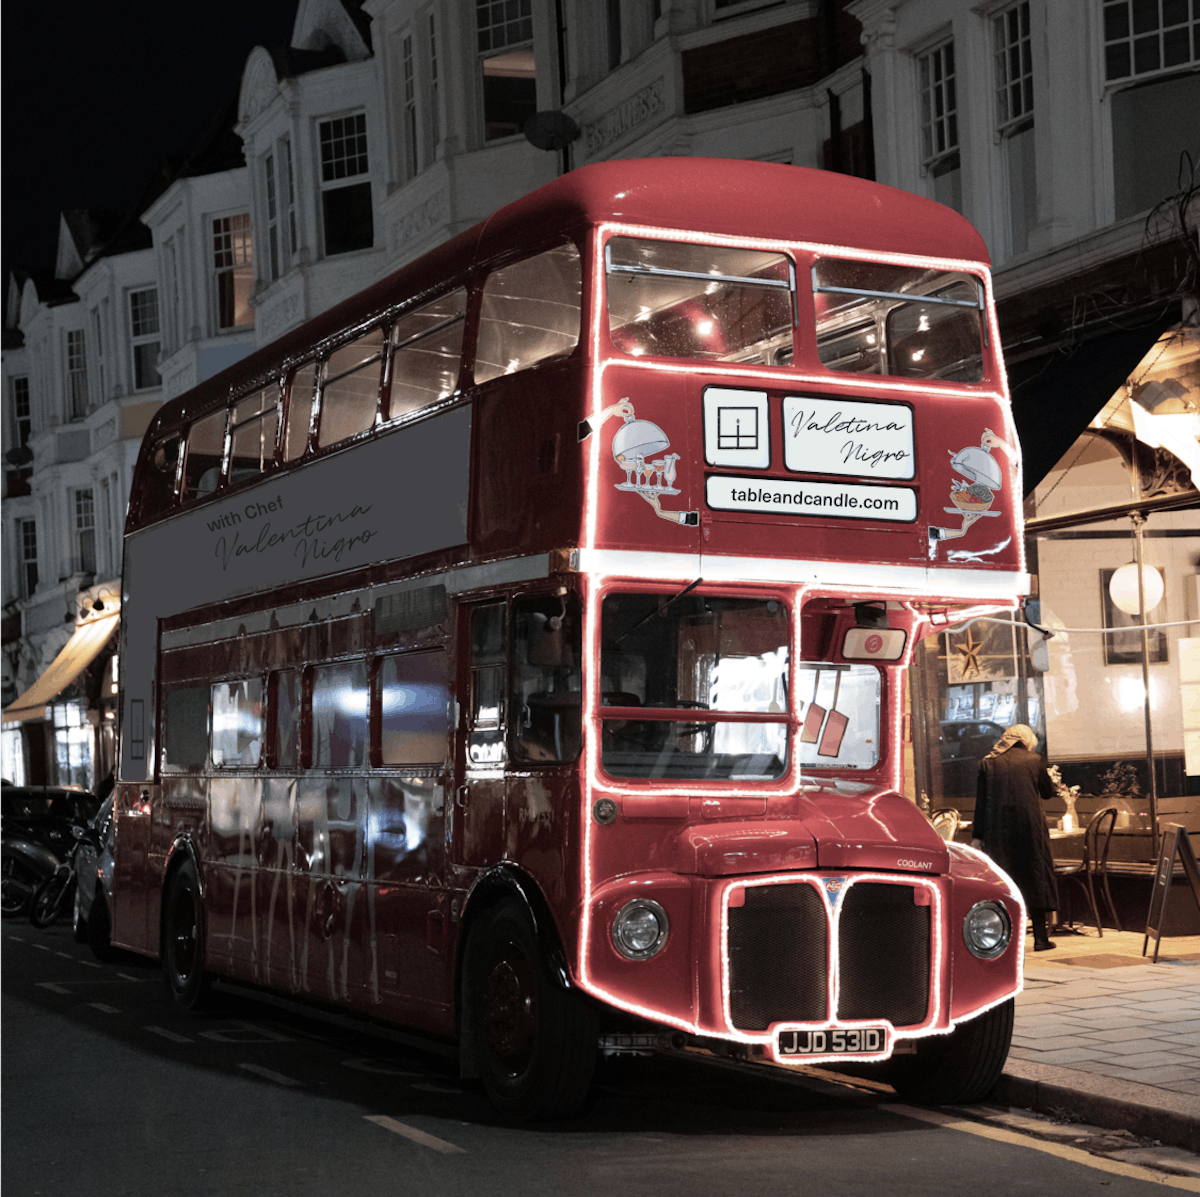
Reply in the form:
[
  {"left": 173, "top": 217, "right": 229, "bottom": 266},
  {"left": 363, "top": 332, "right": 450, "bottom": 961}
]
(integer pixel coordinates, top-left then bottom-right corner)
[
  {"left": 145, "top": 1026, "right": 192, "bottom": 1043},
  {"left": 411, "top": 1083, "right": 462, "bottom": 1094},
  {"left": 117, "top": 973, "right": 142, "bottom": 982},
  {"left": 32, "top": 943, "right": 51, "bottom": 952},
  {"left": 35, "top": 982, "right": 70, "bottom": 994},
  {"left": 76, "top": 958, "right": 101, "bottom": 968},
  {"left": 55, "top": 951, "right": 76, "bottom": 959},
  {"left": 88, "top": 1003, "right": 121, "bottom": 1014},
  {"left": 341, "top": 1058, "right": 424, "bottom": 1076},
  {"left": 8, "top": 935, "right": 24, "bottom": 942},
  {"left": 365, "top": 1115, "right": 467, "bottom": 1155},
  {"left": 881, "top": 1104, "right": 1200, "bottom": 1192},
  {"left": 238, "top": 1062, "right": 300, "bottom": 1087}
]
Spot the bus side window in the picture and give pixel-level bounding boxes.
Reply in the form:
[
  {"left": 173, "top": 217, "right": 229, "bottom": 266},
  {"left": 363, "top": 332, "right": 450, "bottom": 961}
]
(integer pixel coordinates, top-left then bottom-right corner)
[
  {"left": 469, "top": 604, "right": 506, "bottom": 765},
  {"left": 180, "top": 409, "right": 227, "bottom": 501},
  {"left": 143, "top": 434, "right": 181, "bottom": 516},
  {"left": 379, "top": 650, "right": 451, "bottom": 765},
  {"left": 162, "top": 686, "right": 210, "bottom": 771},
  {"left": 511, "top": 593, "right": 583, "bottom": 764},
  {"left": 388, "top": 288, "right": 467, "bottom": 420},
  {"left": 312, "top": 659, "right": 369, "bottom": 768},
  {"left": 474, "top": 243, "right": 581, "bottom": 384},
  {"left": 317, "top": 327, "right": 385, "bottom": 448},
  {"left": 271, "top": 668, "right": 302, "bottom": 769},
  {"left": 228, "top": 385, "right": 280, "bottom": 485},
  {"left": 212, "top": 678, "right": 264, "bottom": 767},
  {"left": 284, "top": 362, "right": 317, "bottom": 461}
]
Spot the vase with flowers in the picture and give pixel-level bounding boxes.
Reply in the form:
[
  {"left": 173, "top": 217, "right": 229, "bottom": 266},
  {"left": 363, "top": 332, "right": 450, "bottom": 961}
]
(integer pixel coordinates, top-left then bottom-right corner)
[{"left": 1048, "top": 765, "right": 1080, "bottom": 831}]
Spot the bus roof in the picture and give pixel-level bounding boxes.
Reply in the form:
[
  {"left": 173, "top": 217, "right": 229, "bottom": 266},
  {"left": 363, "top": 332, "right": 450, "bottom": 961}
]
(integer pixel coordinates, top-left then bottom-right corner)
[{"left": 144, "top": 158, "right": 988, "bottom": 438}]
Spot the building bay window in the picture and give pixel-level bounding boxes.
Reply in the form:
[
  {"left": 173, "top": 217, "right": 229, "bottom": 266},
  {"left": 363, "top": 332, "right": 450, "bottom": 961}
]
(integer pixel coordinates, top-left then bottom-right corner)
[
  {"left": 918, "top": 40, "right": 962, "bottom": 214},
  {"left": 477, "top": 0, "right": 537, "bottom": 141},
  {"left": 129, "top": 287, "right": 162, "bottom": 390},
  {"left": 319, "top": 114, "right": 374, "bottom": 256},
  {"left": 213, "top": 214, "right": 254, "bottom": 330}
]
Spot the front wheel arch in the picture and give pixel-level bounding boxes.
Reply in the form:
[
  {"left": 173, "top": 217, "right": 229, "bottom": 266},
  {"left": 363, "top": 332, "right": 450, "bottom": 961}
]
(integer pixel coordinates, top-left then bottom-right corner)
[{"left": 460, "top": 896, "right": 598, "bottom": 1120}]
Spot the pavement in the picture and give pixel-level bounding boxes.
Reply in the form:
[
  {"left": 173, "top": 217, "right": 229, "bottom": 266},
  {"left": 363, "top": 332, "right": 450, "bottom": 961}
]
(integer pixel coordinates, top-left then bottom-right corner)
[{"left": 993, "top": 925, "right": 1200, "bottom": 1156}]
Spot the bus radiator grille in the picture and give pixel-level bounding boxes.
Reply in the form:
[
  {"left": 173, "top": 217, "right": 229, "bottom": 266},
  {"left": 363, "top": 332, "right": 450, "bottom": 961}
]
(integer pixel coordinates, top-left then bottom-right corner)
[
  {"left": 727, "top": 883, "right": 827, "bottom": 1031},
  {"left": 836, "top": 883, "right": 930, "bottom": 1028}
]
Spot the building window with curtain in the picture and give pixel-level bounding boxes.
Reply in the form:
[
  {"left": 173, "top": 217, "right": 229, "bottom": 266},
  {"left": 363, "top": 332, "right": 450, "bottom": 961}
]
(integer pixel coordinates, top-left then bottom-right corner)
[
  {"left": 477, "top": 0, "right": 536, "bottom": 141},
  {"left": 428, "top": 13, "right": 441, "bottom": 168},
  {"left": 403, "top": 34, "right": 420, "bottom": 181},
  {"left": 1103, "top": 0, "right": 1200, "bottom": 220},
  {"left": 129, "top": 287, "right": 161, "bottom": 390},
  {"left": 213, "top": 214, "right": 254, "bottom": 330},
  {"left": 11, "top": 376, "right": 31, "bottom": 448},
  {"left": 284, "top": 139, "right": 298, "bottom": 258},
  {"left": 75, "top": 487, "right": 96, "bottom": 575},
  {"left": 66, "top": 328, "right": 88, "bottom": 419},
  {"left": 265, "top": 153, "right": 280, "bottom": 281},
  {"left": 319, "top": 113, "right": 374, "bottom": 256},
  {"left": 918, "top": 39, "right": 962, "bottom": 214},
  {"left": 993, "top": 2, "right": 1036, "bottom": 256},
  {"left": 19, "top": 518, "right": 38, "bottom": 597}
]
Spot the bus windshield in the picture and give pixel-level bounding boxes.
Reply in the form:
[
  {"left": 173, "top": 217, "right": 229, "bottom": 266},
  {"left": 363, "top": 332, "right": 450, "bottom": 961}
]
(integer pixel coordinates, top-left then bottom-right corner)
[
  {"left": 606, "top": 238, "right": 795, "bottom": 365},
  {"left": 599, "top": 592, "right": 789, "bottom": 781}
]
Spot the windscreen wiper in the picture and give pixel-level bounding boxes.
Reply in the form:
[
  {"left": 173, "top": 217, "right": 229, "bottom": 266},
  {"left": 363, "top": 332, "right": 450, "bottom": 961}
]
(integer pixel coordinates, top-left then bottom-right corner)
[{"left": 614, "top": 578, "right": 703, "bottom": 646}]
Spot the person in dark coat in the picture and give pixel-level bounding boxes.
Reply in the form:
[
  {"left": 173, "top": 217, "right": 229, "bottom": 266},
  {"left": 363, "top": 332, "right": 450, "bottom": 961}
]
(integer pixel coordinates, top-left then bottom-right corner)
[{"left": 974, "top": 723, "right": 1059, "bottom": 951}]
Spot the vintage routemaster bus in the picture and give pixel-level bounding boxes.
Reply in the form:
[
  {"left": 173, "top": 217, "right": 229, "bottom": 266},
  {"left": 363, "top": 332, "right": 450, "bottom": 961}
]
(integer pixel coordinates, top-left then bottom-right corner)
[{"left": 113, "top": 158, "right": 1028, "bottom": 1118}]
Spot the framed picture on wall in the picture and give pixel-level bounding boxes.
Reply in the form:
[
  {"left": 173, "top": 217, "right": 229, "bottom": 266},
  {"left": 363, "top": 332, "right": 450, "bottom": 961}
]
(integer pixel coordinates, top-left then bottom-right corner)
[{"left": 1101, "top": 568, "right": 1168, "bottom": 666}]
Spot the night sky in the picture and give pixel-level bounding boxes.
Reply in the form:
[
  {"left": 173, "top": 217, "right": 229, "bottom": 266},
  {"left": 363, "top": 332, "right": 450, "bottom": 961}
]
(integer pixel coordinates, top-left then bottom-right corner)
[{"left": 3, "top": 1, "right": 300, "bottom": 284}]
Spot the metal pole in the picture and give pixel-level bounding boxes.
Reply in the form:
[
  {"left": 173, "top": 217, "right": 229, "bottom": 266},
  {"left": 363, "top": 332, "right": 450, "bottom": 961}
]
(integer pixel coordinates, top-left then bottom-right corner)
[{"left": 1131, "top": 508, "right": 1160, "bottom": 854}]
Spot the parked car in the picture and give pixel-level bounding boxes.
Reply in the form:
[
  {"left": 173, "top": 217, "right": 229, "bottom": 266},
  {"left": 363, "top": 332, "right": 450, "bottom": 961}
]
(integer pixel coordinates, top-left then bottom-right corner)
[
  {"left": 72, "top": 793, "right": 115, "bottom": 957},
  {"left": 937, "top": 720, "right": 1007, "bottom": 801}
]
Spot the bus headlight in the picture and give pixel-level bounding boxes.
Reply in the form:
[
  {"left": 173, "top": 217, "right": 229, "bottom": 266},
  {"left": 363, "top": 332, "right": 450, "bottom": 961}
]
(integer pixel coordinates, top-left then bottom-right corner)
[
  {"left": 612, "top": 899, "right": 669, "bottom": 960},
  {"left": 963, "top": 900, "right": 1011, "bottom": 959}
]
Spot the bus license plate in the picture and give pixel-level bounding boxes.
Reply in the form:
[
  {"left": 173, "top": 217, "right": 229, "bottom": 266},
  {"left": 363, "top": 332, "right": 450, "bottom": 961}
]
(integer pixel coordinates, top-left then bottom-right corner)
[{"left": 777, "top": 1027, "right": 886, "bottom": 1056}]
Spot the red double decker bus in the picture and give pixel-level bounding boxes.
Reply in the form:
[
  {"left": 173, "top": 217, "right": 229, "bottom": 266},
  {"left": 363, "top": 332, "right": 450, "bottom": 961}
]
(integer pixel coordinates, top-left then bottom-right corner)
[{"left": 114, "top": 158, "right": 1028, "bottom": 1118}]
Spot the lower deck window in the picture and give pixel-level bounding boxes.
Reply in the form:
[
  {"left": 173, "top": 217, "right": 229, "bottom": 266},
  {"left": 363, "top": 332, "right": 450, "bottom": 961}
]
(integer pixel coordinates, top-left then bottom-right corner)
[{"left": 312, "top": 660, "right": 369, "bottom": 768}]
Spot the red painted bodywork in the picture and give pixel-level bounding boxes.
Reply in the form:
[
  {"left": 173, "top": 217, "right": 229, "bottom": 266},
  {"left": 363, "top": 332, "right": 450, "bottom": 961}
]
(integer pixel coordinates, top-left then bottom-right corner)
[{"left": 113, "top": 159, "right": 1025, "bottom": 1065}]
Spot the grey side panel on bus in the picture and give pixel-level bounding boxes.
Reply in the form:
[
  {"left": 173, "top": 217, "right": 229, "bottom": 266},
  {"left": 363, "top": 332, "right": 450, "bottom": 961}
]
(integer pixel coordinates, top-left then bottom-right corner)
[{"left": 119, "top": 406, "right": 472, "bottom": 781}]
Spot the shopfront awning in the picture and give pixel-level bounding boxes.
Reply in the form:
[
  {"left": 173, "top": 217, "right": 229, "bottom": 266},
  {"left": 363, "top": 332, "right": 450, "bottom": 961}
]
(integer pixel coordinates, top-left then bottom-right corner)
[
  {"left": 3, "top": 610, "right": 119, "bottom": 724},
  {"left": 1008, "top": 320, "right": 1174, "bottom": 496}
]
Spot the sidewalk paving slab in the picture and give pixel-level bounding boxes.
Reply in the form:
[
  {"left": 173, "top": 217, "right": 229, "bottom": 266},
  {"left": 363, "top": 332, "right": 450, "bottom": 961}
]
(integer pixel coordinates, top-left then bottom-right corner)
[{"left": 995, "top": 928, "right": 1200, "bottom": 1154}]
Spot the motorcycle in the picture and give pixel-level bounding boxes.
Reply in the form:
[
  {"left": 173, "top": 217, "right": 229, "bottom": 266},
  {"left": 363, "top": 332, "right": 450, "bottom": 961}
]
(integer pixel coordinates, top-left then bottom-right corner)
[{"left": 1, "top": 836, "right": 61, "bottom": 918}]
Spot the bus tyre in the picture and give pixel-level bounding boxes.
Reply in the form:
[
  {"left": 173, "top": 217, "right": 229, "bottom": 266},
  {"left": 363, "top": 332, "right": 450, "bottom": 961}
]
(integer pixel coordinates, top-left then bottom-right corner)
[
  {"left": 885, "top": 998, "right": 1014, "bottom": 1105},
  {"left": 464, "top": 898, "right": 597, "bottom": 1121},
  {"left": 162, "top": 860, "right": 212, "bottom": 1010}
]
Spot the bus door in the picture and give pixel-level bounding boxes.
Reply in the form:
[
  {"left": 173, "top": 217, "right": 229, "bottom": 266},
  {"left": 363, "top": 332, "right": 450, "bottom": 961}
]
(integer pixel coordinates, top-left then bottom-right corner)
[
  {"left": 453, "top": 602, "right": 507, "bottom": 869},
  {"left": 504, "top": 591, "right": 583, "bottom": 890}
]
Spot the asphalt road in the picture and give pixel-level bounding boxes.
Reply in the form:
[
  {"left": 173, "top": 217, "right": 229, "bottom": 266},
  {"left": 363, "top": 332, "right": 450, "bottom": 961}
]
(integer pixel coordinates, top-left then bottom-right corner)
[{"left": 2, "top": 922, "right": 1187, "bottom": 1197}]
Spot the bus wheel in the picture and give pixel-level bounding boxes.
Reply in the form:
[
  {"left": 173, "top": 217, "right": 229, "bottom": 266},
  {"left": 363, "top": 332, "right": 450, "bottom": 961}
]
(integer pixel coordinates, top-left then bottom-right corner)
[
  {"left": 464, "top": 899, "right": 597, "bottom": 1120},
  {"left": 885, "top": 998, "right": 1014, "bottom": 1105},
  {"left": 163, "top": 861, "right": 212, "bottom": 1010}
]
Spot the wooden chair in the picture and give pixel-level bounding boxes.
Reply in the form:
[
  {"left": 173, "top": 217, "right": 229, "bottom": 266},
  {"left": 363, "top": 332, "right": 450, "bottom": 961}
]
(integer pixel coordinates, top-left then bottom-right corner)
[
  {"left": 1054, "top": 806, "right": 1121, "bottom": 935},
  {"left": 931, "top": 808, "right": 960, "bottom": 842}
]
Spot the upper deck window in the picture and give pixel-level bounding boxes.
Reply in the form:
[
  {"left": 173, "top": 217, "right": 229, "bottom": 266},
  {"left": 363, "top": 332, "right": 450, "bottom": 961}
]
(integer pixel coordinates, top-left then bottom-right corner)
[
  {"left": 475, "top": 243, "right": 581, "bottom": 383},
  {"left": 606, "top": 238, "right": 795, "bottom": 366},
  {"left": 389, "top": 288, "right": 467, "bottom": 419},
  {"left": 317, "top": 327, "right": 386, "bottom": 448},
  {"left": 600, "top": 592, "right": 789, "bottom": 781},
  {"left": 229, "top": 384, "right": 280, "bottom": 484},
  {"left": 181, "top": 409, "right": 227, "bottom": 502},
  {"left": 813, "top": 259, "right": 985, "bottom": 383}
]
